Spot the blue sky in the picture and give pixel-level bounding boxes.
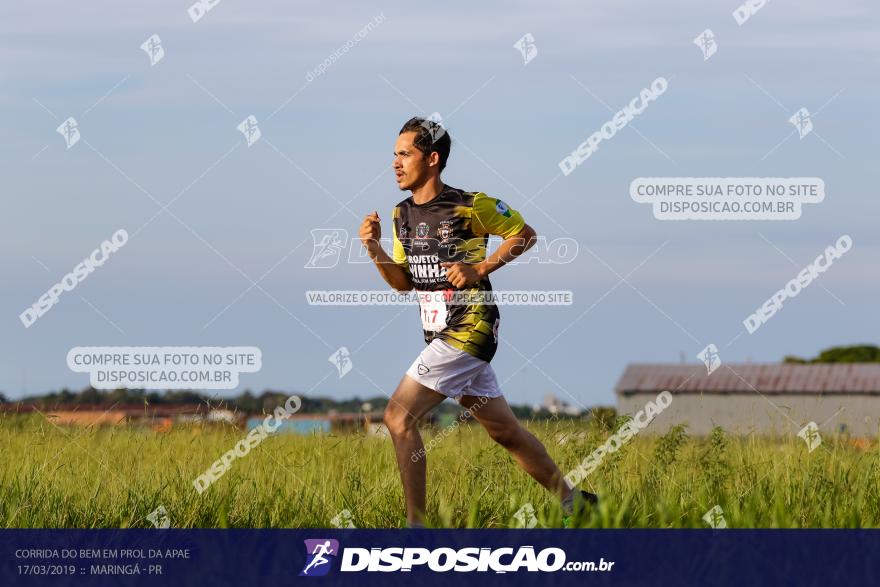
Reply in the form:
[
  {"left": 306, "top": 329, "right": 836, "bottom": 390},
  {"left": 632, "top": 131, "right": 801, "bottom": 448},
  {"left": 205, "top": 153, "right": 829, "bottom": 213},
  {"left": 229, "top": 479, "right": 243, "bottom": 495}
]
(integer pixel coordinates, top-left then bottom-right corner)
[{"left": 1, "top": 0, "right": 878, "bottom": 407}]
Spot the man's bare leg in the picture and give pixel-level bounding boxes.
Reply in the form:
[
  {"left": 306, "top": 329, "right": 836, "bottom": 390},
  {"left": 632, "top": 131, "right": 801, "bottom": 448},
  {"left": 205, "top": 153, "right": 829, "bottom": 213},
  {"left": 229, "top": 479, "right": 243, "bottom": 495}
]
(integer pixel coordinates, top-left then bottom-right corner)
[
  {"left": 383, "top": 374, "right": 447, "bottom": 526},
  {"left": 458, "top": 395, "right": 573, "bottom": 502}
]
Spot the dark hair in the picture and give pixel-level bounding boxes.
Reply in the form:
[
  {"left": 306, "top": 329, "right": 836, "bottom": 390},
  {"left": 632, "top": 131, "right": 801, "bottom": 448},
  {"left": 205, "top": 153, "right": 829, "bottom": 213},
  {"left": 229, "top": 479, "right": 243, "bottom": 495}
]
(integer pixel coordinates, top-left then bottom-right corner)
[{"left": 398, "top": 116, "right": 451, "bottom": 172}]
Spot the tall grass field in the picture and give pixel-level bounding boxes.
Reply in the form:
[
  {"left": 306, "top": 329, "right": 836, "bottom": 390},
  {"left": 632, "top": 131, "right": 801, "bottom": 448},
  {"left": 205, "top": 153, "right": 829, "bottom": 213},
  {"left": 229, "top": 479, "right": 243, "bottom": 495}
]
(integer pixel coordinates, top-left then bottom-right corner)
[{"left": 2, "top": 414, "right": 878, "bottom": 528}]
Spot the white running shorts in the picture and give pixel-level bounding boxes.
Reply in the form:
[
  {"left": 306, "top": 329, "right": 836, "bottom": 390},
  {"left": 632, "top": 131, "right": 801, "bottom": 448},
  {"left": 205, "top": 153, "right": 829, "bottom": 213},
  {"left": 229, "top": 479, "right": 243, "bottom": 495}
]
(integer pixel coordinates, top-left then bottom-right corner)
[{"left": 405, "top": 338, "right": 503, "bottom": 399}]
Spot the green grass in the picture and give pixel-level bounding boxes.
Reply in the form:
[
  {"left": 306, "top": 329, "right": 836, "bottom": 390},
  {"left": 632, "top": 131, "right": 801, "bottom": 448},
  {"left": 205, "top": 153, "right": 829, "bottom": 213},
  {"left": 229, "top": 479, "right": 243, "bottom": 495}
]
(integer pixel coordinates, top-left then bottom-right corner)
[{"left": 1, "top": 414, "right": 878, "bottom": 528}]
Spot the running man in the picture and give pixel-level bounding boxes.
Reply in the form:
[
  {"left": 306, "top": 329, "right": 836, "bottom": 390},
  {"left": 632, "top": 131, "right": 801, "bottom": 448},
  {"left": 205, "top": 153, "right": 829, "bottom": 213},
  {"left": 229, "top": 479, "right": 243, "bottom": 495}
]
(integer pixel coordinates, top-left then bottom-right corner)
[
  {"left": 359, "top": 116, "right": 597, "bottom": 528},
  {"left": 302, "top": 540, "right": 334, "bottom": 575}
]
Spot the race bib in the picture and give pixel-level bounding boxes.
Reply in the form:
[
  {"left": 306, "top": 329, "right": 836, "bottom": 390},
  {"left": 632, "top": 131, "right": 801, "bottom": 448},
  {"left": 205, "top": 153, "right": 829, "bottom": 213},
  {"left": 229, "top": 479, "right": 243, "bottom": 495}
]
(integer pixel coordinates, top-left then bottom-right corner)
[{"left": 417, "top": 290, "right": 449, "bottom": 332}]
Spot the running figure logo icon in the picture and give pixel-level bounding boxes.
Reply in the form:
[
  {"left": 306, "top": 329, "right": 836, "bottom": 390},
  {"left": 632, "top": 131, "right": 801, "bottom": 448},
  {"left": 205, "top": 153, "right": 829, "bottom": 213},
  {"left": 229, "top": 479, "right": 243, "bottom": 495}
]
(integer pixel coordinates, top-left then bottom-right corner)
[
  {"left": 789, "top": 107, "right": 813, "bottom": 139},
  {"left": 513, "top": 33, "right": 538, "bottom": 65},
  {"left": 797, "top": 421, "right": 822, "bottom": 453},
  {"left": 305, "top": 229, "right": 347, "bottom": 268},
  {"left": 693, "top": 29, "right": 717, "bottom": 61},
  {"left": 140, "top": 34, "right": 165, "bottom": 66},
  {"left": 237, "top": 115, "right": 262, "bottom": 146},
  {"left": 328, "top": 347, "right": 352, "bottom": 378},
  {"left": 56, "top": 117, "right": 80, "bottom": 149},
  {"left": 696, "top": 344, "right": 721, "bottom": 375},
  {"left": 420, "top": 112, "right": 446, "bottom": 144},
  {"left": 299, "top": 539, "right": 339, "bottom": 577},
  {"left": 702, "top": 505, "right": 727, "bottom": 529}
]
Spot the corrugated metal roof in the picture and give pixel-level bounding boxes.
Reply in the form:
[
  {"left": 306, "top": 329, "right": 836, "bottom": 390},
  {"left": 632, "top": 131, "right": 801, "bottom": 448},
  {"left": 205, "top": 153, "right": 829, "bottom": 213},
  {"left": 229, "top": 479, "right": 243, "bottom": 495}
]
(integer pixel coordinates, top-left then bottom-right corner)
[{"left": 615, "top": 363, "right": 880, "bottom": 395}]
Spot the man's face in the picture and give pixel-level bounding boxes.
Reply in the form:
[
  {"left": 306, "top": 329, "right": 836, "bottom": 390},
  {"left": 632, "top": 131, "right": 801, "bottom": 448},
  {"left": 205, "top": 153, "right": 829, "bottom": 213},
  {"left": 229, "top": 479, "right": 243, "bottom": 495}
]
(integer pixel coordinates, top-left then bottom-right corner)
[{"left": 393, "top": 131, "right": 436, "bottom": 191}]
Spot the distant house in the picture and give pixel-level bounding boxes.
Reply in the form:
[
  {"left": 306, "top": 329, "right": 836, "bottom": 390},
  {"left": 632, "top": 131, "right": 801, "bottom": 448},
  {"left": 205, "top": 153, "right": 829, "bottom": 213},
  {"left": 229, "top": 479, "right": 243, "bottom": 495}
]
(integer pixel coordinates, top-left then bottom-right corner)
[
  {"left": 615, "top": 363, "right": 880, "bottom": 436},
  {"left": 542, "top": 393, "right": 582, "bottom": 416},
  {"left": 207, "top": 409, "right": 237, "bottom": 423}
]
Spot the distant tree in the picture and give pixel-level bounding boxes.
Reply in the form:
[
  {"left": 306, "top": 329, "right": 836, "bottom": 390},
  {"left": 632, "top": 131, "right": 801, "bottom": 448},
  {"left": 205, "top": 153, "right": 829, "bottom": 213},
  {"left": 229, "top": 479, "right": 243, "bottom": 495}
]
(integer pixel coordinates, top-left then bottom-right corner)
[
  {"left": 162, "top": 390, "right": 209, "bottom": 405},
  {"left": 106, "top": 388, "right": 146, "bottom": 405},
  {"left": 0, "top": 392, "right": 6, "bottom": 403},
  {"left": 233, "top": 390, "right": 260, "bottom": 413},
  {"left": 509, "top": 404, "right": 535, "bottom": 419},
  {"left": 53, "top": 389, "right": 76, "bottom": 406},
  {"left": 365, "top": 396, "right": 389, "bottom": 410},
  {"left": 259, "top": 391, "right": 291, "bottom": 414},
  {"left": 77, "top": 387, "right": 102, "bottom": 404},
  {"left": 588, "top": 406, "right": 617, "bottom": 430},
  {"left": 784, "top": 344, "right": 880, "bottom": 364}
]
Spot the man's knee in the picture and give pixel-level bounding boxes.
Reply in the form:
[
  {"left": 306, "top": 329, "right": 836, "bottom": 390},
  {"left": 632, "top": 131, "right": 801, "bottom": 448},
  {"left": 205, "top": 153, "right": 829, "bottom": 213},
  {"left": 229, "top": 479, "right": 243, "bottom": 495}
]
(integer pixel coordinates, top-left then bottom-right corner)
[{"left": 383, "top": 403, "right": 416, "bottom": 437}]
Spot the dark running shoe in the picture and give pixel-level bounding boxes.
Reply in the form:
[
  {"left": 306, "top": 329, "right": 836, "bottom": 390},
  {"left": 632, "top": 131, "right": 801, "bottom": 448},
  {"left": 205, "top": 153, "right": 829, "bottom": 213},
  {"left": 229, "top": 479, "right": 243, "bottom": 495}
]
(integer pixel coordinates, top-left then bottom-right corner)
[{"left": 563, "top": 490, "right": 599, "bottom": 528}]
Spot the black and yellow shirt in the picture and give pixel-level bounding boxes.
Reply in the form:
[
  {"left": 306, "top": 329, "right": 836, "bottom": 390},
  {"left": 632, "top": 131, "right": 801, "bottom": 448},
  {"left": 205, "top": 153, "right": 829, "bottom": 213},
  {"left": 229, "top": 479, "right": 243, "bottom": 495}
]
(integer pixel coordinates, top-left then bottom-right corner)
[{"left": 391, "top": 185, "right": 526, "bottom": 362}]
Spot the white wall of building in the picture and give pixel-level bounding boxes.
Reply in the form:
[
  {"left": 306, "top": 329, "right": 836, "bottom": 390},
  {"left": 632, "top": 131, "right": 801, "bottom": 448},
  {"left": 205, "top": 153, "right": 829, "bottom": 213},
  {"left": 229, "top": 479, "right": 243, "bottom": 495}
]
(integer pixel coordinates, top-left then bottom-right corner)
[{"left": 617, "top": 393, "right": 880, "bottom": 436}]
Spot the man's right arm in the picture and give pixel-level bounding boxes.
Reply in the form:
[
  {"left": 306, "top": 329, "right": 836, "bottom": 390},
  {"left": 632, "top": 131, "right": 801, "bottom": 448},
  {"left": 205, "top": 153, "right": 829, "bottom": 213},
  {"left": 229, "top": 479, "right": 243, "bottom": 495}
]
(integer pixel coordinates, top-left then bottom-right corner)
[{"left": 359, "top": 211, "right": 413, "bottom": 293}]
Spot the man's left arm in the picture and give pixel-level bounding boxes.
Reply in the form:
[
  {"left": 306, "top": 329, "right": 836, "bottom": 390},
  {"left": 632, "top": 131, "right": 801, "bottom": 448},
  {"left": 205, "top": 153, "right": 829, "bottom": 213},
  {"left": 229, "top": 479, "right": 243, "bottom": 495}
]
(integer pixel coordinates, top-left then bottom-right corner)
[
  {"left": 442, "top": 194, "right": 538, "bottom": 288},
  {"left": 474, "top": 222, "right": 538, "bottom": 277}
]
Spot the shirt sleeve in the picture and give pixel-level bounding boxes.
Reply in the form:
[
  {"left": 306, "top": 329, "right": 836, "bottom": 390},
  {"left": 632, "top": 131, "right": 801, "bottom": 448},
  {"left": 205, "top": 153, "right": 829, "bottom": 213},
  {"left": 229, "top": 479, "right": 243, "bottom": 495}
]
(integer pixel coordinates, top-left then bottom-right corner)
[
  {"left": 391, "top": 207, "right": 409, "bottom": 271},
  {"left": 471, "top": 192, "right": 526, "bottom": 239}
]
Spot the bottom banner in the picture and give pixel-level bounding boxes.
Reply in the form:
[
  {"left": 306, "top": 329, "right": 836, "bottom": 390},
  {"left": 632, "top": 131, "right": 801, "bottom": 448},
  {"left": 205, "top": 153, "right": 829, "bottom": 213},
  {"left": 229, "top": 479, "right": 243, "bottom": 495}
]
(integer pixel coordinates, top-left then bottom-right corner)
[{"left": 3, "top": 529, "right": 875, "bottom": 586}]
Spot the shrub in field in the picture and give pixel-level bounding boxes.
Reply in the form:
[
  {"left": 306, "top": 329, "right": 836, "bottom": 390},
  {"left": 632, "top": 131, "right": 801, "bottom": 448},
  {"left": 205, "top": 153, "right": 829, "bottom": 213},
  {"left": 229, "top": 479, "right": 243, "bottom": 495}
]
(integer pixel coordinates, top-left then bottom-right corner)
[
  {"left": 640, "top": 424, "right": 689, "bottom": 498},
  {"left": 653, "top": 424, "right": 689, "bottom": 468},
  {"left": 599, "top": 415, "right": 634, "bottom": 474},
  {"left": 699, "top": 426, "right": 729, "bottom": 498}
]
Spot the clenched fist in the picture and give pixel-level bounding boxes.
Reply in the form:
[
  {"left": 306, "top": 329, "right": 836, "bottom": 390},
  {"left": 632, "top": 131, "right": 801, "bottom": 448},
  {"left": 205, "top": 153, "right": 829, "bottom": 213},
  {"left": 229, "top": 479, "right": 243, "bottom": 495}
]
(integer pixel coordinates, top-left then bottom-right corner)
[
  {"left": 441, "top": 261, "right": 485, "bottom": 288},
  {"left": 359, "top": 211, "right": 382, "bottom": 258}
]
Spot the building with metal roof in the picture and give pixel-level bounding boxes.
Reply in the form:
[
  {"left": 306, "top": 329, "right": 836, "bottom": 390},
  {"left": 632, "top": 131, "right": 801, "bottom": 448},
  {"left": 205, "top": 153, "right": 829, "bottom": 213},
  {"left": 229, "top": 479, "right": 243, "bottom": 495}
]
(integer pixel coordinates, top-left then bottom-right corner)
[{"left": 615, "top": 363, "right": 880, "bottom": 436}]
